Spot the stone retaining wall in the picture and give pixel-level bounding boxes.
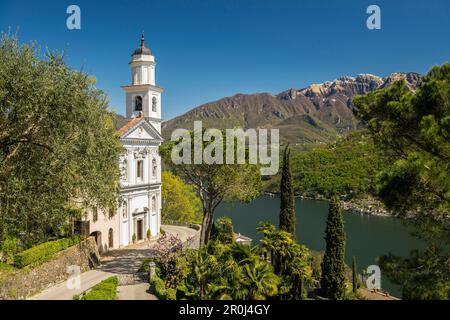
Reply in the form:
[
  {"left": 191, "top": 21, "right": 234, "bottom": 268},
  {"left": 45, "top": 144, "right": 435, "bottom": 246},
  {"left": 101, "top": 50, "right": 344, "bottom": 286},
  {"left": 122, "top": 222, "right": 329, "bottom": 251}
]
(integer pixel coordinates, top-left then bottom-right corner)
[{"left": 0, "top": 237, "right": 100, "bottom": 300}]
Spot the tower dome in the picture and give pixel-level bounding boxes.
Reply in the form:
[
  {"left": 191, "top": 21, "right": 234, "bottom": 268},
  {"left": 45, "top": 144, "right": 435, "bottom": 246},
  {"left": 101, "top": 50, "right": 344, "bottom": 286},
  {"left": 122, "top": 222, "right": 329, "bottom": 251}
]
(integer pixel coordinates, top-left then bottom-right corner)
[{"left": 132, "top": 32, "right": 152, "bottom": 56}]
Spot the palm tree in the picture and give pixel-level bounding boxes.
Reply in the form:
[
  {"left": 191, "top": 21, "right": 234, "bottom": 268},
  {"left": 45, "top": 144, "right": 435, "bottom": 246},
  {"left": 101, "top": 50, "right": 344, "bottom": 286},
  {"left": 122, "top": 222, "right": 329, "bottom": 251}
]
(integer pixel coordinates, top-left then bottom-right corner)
[
  {"left": 257, "top": 222, "right": 277, "bottom": 266},
  {"left": 240, "top": 259, "right": 279, "bottom": 300},
  {"left": 230, "top": 242, "right": 259, "bottom": 265}
]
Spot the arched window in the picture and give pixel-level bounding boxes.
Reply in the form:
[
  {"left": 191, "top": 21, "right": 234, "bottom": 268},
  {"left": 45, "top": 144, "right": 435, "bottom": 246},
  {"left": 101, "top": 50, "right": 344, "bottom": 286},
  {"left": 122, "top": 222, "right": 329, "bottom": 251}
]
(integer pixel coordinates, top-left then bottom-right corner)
[
  {"left": 122, "top": 201, "right": 128, "bottom": 219},
  {"left": 152, "top": 195, "right": 156, "bottom": 212},
  {"left": 135, "top": 96, "right": 143, "bottom": 111},
  {"left": 152, "top": 158, "right": 157, "bottom": 178},
  {"left": 152, "top": 96, "right": 157, "bottom": 112}
]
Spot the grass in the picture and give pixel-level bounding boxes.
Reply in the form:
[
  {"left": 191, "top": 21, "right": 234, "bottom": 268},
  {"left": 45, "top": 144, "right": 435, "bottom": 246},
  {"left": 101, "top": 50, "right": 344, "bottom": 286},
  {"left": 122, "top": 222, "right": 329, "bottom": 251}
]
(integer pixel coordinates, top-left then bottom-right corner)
[{"left": 74, "top": 276, "right": 118, "bottom": 300}]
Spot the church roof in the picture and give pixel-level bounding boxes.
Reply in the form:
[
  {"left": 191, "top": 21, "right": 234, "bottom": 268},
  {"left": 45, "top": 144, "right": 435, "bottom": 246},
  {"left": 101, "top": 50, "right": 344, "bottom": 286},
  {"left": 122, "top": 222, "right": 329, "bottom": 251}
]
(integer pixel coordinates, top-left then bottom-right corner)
[
  {"left": 114, "top": 113, "right": 163, "bottom": 141},
  {"left": 115, "top": 114, "right": 143, "bottom": 135},
  {"left": 114, "top": 113, "right": 131, "bottom": 131},
  {"left": 132, "top": 32, "right": 152, "bottom": 56}
]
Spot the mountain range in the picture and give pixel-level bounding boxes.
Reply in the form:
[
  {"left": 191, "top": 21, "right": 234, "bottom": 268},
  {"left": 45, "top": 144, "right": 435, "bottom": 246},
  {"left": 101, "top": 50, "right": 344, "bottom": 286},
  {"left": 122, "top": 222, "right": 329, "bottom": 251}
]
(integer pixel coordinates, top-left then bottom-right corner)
[{"left": 161, "top": 72, "right": 420, "bottom": 148}]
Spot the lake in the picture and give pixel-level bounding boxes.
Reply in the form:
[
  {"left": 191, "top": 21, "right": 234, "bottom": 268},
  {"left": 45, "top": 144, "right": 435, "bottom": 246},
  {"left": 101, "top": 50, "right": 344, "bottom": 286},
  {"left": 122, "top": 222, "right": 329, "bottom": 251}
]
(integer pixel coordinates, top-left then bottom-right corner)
[{"left": 216, "top": 195, "right": 425, "bottom": 298}]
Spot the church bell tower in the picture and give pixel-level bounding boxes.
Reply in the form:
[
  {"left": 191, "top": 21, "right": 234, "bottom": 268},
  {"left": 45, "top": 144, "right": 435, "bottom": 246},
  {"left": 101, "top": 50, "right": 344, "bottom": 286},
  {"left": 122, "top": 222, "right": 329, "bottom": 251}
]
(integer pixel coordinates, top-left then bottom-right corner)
[{"left": 121, "top": 33, "right": 163, "bottom": 133}]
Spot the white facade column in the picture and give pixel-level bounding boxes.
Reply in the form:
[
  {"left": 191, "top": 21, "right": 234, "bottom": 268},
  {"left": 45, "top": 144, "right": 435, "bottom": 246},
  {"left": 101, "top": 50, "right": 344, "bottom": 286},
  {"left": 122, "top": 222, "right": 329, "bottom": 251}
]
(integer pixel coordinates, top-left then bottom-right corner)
[{"left": 128, "top": 197, "right": 133, "bottom": 244}]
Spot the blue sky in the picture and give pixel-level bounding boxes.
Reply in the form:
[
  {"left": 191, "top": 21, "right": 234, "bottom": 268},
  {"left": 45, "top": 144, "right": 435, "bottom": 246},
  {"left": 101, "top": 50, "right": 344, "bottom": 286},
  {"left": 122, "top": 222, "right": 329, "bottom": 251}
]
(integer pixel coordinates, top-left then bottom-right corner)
[{"left": 0, "top": 0, "right": 449, "bottom": 120}]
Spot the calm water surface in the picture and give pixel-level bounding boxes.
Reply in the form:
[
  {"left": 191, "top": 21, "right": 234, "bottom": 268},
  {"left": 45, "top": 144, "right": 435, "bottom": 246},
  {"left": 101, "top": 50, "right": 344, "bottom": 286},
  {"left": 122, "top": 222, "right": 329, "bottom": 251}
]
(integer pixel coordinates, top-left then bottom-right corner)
[{"left": 216, "top": 195, "right": 425, "bottom": 297}]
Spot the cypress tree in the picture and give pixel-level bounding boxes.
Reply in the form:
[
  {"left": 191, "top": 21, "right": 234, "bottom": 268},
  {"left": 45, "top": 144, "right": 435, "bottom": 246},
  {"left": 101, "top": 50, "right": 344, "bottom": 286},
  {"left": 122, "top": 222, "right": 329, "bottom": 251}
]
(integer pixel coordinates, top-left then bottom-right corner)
[
  {"left": 352, "top": 256, "right": 358, "bottom": 294},
  {"left": 320, "top": 197, "right": 346, "bottom": 299},
  {"left": 279, "top": 146, "right": 295, "bottom": 236}
]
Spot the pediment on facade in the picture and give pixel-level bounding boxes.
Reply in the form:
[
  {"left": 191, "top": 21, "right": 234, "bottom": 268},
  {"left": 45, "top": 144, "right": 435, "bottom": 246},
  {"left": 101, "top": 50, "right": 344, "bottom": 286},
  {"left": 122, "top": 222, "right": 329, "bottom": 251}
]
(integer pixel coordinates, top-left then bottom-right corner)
[{"left": 120, "top": 118, "right": 163, "bottom": 142}]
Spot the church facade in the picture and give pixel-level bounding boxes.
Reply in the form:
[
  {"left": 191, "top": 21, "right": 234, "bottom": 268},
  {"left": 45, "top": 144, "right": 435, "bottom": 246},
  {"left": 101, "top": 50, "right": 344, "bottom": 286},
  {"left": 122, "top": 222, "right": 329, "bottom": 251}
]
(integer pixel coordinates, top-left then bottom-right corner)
[{"left": 81, "top": 34, "right": 163, "bottom": 252}]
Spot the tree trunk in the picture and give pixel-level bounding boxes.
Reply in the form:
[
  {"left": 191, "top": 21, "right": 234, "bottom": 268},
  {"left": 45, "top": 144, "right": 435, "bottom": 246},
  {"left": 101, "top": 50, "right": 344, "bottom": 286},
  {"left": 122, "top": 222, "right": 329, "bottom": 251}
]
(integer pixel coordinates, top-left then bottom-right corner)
[{"left": 200, "top": 208, "right": 214, "bottom": 246}]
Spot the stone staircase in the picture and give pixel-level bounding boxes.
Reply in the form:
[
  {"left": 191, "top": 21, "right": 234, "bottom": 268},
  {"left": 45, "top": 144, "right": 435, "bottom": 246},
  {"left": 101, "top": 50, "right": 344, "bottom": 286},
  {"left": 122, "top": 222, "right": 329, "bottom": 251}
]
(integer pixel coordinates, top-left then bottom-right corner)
[{"left": 117, "top": 272, "right": 148, "bottom": 286}]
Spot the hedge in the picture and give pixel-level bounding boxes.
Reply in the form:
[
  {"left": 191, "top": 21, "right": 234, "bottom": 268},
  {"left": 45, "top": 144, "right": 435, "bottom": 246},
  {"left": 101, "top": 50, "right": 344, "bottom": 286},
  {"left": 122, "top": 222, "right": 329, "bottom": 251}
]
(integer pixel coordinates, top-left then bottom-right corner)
[
  {"left": 150, "top": 275, "right": 176, "bottom": 300},
  {"left": 13, "top": 236, "right": 81, "bottom": 268},
  {"left": 77, "top": 276, "right": 118, "bottom": 300}
]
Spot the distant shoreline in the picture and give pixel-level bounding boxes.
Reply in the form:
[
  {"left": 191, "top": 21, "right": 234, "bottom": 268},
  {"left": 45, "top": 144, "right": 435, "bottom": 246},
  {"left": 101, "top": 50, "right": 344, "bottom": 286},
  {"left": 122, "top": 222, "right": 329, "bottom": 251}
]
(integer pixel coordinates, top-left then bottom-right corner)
[{"left": 263, "top": 192, "right": 391, "bottom": 217}]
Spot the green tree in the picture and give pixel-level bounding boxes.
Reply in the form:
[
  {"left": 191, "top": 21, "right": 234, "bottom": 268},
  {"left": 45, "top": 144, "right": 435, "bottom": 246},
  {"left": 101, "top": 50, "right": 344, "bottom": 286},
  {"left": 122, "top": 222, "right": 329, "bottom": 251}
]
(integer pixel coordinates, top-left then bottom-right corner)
[
  {"left": 279, "top": 146, "right": 295, "bottom": 236},
  {"left": 352, "top": 256, "right": 358, "bottom": 294},
  {"left": 211, "top": 216, "right": 234, "bottom": 244},
  {"left": 353, "top": 63, "right": 450, "bottom": 299},
  {"left": 354, "top": 64, "right": 450, "bottom": 216},
  {"left": 320, "top": 197, "right": 346, "bottom": 300},
  {"left": 240, "top": 259, "right": 279, "bottom": 300},
  {"left": 177, "top": 240, "right": 280, "bottom": 300},
  {"left": 378, "top": 246, "right": 450, "bottom": 300},
  {"left": 0, "top": 34, "right": 123, "bottom": 246},
  {"left": 257, "top": 222, "right": 312, "bottom": 299},
  {"left": 161, "top": 171, "right": 202, "bottom": 223},
  {"left": 160, "top": 131, "right": 261, "bottom": 245}
]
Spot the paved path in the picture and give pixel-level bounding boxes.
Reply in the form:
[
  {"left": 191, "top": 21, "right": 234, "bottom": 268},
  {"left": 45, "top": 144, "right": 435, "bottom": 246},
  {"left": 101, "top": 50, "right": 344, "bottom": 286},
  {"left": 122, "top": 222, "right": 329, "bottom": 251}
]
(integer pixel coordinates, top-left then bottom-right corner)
[
  {"left": 116, "top": 283, "right": 158, "bottom": 300},
  {"left": 29, "top": 225, "right": 200, "bottom": 300}
]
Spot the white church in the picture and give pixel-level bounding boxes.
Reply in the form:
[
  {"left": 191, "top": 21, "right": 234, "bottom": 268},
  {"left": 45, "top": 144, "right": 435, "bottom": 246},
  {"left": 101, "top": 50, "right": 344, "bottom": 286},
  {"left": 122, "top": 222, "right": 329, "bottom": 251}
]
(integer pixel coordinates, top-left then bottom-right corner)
[{"left": 79, "top": 34, "right": 163, "bottom": 252}]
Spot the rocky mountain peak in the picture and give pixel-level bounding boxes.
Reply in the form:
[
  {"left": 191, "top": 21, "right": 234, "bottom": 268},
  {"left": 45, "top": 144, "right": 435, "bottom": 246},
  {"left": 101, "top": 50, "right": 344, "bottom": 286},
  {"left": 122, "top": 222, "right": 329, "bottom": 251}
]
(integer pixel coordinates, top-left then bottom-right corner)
[{"left": 162, "top": 71, "right": 421, "bottom": 146}]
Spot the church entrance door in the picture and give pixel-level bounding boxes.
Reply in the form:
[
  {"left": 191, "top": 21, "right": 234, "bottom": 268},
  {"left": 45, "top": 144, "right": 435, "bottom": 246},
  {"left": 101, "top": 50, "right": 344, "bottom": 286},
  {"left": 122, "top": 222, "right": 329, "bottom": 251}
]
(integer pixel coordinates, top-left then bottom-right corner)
[{"left": 137, "top": 219, "right": 143, "bottom": 240}]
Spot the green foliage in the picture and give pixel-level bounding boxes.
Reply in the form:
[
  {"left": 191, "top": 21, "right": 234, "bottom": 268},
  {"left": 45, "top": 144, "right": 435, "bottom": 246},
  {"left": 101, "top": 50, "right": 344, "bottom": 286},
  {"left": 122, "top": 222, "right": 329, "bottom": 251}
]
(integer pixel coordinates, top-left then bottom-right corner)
[
  {"left": 175, "top": 241, "right": 280, "bottom": 300},
  {"left": 152, "top": 233, "right": 186, "bottom": 289},
  {"left": 353, "top": 63, "right": 450, "bottom": 300},
  {"left": 0, "top": 34, "right": 123, "bottom": 246},
  {"left": 320, "top": 197, "right": 346, "bottom": 299},
  {"left": 257, "top": 222, "right": 312, "bottom": 299},
  {"left": 279, "top": 146, "right": 295, "bottom": 236},
  {"left": 211, "top": 216, "right": 234, "bottom": 244},
  {"left": 161, "top": 171, "right": 202, "bottom": 223},
  {"left": 160, "top": 131, "right": 261, "bottom": 245},
  {"left": 147, "top": 229, "right": 151, "bottom": 239},
  {"left": 353, "top": 63, "right": 450, "bottom": 216},
  {"left": 379, "top": 246, "right": 450, "bottom": 300},
  {"left": 78, "top": 276, "right": 118, "bottom": 300},
  {"left": 286, "top": 132, "right": 389, "bottom": 199},
  {"left": 0, "top": 236, "right": 20, "bottom": 263},
  {"left": 0, "top": 262, "right": 16, "bottom": 272},
  {"left": 132, "top": 233, "right": 136, "bottom": 243},
  {"left": 138, "top": 257, "right": 154, "bottom": 273},
  {"left": 352, "top": 256, "right": 358, "bottom": 294},
  {"left": 150, "top": 274, "right": 177, "bottom": 300},
  {"left": 13, "top": 236, "right": 80, "bottom": 268}
]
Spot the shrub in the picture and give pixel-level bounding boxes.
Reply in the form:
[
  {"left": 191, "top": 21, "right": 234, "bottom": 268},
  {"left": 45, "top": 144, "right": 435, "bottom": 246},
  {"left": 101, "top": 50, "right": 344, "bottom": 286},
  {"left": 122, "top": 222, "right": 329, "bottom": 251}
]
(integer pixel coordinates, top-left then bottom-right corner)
[
  {"left": 78, "top": 276, "right": 118, "bottom": 300},
  {"left": 138, "top": 257, "right": 157, "bottom": 273},
  {"left": 147, "top": 229, "right": 151, "bottom": 239},
  {"left": 152, "top": 233, "right": 185, "bottom": 288},
  {"left": 1, "top": 237, "right": 20, "bottom": 263},
  {"left": 150, "top": 275, "right": 176, "bottom": 300},
  {"left": 13, "top": 236, "right": 81, "bottom": 268},
  {"left": 0, "top": 262, "right": 16, "bottom": 273}
]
